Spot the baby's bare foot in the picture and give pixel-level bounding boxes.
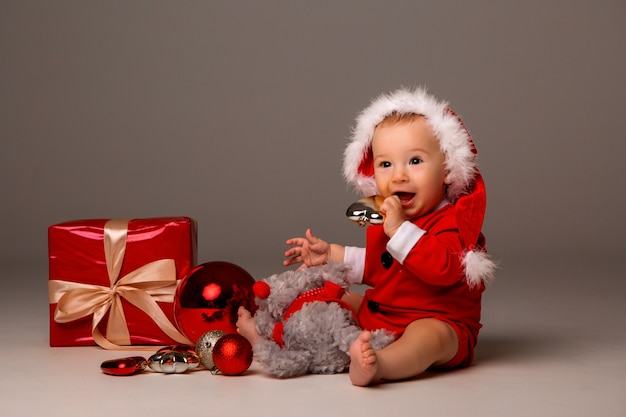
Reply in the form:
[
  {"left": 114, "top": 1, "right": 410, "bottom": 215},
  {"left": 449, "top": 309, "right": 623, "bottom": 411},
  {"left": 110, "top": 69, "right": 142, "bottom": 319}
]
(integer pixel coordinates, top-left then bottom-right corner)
[
  {"left": 236, "top": 306, "right": 259, "bottom": 345},
  {"left": 349, "top": 331, "right": 379, "bottom": 386}
]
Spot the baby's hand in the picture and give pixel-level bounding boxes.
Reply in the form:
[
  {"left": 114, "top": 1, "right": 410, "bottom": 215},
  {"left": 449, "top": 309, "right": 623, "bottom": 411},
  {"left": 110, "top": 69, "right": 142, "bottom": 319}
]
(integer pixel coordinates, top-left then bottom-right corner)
[
  {"left": 283, "top": 229, "right": 330, "bottom": 268},
  {"left": 380, "top": 196, "right": 406, "bottom": 238}
]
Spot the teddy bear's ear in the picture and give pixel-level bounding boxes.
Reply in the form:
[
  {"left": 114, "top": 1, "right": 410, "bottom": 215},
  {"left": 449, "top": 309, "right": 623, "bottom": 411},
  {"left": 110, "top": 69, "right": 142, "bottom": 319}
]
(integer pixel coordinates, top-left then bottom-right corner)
[{"left": 253, "top": 281, "right": 271, "bottom": 299}]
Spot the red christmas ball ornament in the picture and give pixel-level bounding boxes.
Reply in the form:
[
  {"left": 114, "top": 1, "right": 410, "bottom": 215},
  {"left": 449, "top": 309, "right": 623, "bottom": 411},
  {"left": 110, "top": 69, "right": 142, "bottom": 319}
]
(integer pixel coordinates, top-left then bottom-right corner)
[
  {"left": 174, "top": 261, "right": 256, "bottom": 343},
  {"left": 100, "top": 356, "right": 147, "bottom": 376},
  {"left": 212, "top": 333, "right": 253, "bottom": 376}
]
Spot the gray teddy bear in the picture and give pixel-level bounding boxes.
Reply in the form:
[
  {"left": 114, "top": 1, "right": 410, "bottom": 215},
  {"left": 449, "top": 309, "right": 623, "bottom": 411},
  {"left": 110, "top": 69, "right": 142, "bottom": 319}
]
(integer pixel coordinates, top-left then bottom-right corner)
[{"left": 251, "top": 262, "right": 395, "bottom": 378}]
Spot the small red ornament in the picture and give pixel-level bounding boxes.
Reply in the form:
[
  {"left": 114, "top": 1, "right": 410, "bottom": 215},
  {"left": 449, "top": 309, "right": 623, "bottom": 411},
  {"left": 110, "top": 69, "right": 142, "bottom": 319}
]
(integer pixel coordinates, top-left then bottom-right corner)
[
  {"left": 212, "top": 333, "right": 253, "bottom": 376},
  {"left": 100, "top": 356, "right": 147, "bottom": 376},
  {"left": 174, "top": 261, "right": 256, "bottom": 343}
]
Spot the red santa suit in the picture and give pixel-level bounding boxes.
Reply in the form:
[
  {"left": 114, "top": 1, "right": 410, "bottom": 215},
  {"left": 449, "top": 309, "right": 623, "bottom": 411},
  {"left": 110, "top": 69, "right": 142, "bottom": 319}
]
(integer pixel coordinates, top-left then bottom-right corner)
[
  {"left": 360, "top": 203, "right": 483, "bottom": 332},
  {"left": 347, "top": 202, "right": 484, "bottom": 368}
]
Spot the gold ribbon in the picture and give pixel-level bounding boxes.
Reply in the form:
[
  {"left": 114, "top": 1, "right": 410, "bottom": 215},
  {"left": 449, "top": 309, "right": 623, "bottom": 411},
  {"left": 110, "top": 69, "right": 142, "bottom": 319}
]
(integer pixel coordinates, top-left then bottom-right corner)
[{"left": 48, "top": 219, "right": 191, "bottom": 350}]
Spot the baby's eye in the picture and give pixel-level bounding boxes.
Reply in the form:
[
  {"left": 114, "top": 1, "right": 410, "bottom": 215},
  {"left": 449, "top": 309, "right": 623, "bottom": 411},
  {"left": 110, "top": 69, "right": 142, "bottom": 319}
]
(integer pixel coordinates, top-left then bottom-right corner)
[
  {"left": 410, "top": 157, "right": 423, "bottom": 165},
  {"left": 380, "top": 161, "right": 391, "bottom": 168}
]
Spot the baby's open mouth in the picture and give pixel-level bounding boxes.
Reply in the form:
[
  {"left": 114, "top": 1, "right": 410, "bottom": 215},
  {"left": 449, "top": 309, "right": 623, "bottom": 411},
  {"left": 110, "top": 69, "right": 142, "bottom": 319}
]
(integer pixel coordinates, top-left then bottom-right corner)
[{"left": 395, "top": 192, "right": 416, "bottom": 204}]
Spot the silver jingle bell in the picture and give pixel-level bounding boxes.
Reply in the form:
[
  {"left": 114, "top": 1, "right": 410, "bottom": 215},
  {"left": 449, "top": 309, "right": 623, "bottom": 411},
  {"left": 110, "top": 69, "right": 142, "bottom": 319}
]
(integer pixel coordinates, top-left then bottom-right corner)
[
  {"left": 147, "top": 349, "right": 200, "bottom": 374},
  {"left": 159, "top": 351, "right": 189, "bottom": 374},
  {"left": 346, "top": 196, "right": 385, "bottom": 226}
]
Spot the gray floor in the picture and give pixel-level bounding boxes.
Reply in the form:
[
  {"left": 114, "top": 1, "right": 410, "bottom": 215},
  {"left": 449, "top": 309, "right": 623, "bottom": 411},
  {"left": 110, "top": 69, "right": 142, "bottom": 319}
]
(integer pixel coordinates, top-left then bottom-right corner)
[{"left": 1, "top": 255, "right": 624, "bottom": 417}]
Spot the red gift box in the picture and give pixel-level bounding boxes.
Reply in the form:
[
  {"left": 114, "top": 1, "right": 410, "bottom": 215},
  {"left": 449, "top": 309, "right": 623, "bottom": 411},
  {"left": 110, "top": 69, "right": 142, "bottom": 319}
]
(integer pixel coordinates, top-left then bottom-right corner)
[{"left": 48, "top": 217, "right": 197, "bottom": 348}]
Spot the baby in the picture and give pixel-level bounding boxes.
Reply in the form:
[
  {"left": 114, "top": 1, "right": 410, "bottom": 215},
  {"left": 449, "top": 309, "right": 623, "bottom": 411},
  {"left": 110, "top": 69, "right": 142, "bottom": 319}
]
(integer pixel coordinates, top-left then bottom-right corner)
[{"left": 238, "top": 87, "right": 495, "bottom": 386}]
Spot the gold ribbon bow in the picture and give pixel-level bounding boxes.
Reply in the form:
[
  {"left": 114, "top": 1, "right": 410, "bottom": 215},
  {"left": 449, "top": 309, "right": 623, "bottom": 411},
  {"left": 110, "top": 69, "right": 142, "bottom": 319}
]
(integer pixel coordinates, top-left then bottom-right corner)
[{"left": 48, "top": 219, "right": 191, "bottom": 350}]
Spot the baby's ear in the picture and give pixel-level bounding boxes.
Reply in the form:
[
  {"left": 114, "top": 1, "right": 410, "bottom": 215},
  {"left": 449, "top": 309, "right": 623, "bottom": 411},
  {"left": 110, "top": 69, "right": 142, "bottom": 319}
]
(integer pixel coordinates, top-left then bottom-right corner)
[{"left": 444, "top": 172, "right": 452, "bottom": 186}]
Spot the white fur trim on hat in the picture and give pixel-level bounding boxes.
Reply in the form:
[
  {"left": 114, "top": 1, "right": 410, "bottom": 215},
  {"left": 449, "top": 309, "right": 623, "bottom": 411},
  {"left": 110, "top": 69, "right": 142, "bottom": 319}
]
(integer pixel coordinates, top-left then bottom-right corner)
[{"left": 343, "top": 86, "right": 477, "bottom": 201}]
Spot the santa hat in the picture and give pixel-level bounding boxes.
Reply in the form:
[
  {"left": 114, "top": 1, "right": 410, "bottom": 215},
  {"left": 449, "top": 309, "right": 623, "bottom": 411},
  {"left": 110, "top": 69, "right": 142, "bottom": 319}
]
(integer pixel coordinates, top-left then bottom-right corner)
[{"left": 342, "top": 86, "right": 495, "bottom": 288}]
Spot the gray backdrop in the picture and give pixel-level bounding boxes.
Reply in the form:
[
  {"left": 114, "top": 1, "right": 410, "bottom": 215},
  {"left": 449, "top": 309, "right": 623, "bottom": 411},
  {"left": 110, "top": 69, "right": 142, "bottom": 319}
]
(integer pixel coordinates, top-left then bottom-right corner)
[{"left": 1, "top": 0, "right": 624, "bottom": 279}]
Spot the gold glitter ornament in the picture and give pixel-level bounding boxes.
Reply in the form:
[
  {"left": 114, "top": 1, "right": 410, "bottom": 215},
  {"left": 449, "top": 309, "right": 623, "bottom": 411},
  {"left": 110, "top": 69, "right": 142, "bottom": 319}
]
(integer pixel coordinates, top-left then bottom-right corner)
[{"left": 196, "top": 330, "right": 227, "bottom": 372}]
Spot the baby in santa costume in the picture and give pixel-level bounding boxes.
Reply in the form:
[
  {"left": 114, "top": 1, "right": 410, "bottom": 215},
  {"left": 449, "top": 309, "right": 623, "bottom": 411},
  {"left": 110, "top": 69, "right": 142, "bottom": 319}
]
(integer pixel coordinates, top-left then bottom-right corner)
[
  {"left": 279, "top": 86, "right": 496, "bottom": 386},
  {"left": 237, "top": 86, "right": 495, "bottom": 385}
]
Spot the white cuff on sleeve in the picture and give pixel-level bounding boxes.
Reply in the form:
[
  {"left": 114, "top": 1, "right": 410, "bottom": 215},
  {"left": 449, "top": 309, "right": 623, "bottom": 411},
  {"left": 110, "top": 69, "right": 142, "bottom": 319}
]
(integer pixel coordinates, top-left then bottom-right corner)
[
  {"left": 343, "top": 246, "right": 366, "bottom": 284},
  {"left": 386, "top": 221, "right": 425, "bottom": 264}
]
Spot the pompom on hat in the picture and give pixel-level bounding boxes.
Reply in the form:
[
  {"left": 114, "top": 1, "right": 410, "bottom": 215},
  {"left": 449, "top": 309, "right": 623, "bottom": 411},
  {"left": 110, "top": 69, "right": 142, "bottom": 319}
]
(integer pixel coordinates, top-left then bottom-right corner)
[{"left": 342, "top": 86, "right": 495, "bottom": 288}]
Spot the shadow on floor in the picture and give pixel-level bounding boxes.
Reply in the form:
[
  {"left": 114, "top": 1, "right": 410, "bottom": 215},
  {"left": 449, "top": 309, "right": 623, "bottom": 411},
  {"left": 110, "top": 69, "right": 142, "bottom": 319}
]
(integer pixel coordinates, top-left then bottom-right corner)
[{"left": 474, "top": 330, "right": 572, "bottom": 365}]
